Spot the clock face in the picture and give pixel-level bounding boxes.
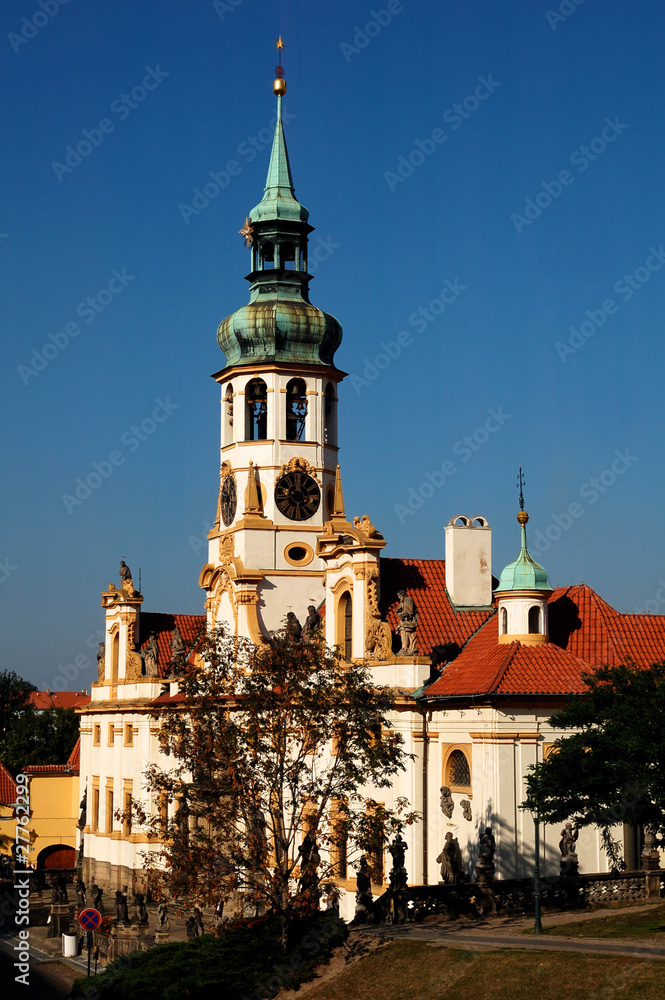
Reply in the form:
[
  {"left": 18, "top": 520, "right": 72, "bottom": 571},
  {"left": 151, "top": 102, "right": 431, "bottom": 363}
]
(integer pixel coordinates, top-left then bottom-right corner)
[
  {"left": 220, "top": 475, "right": 237, "bottom": 527},
  {"left": 275, "top": 471, "right": 320, "bottom": 521}
]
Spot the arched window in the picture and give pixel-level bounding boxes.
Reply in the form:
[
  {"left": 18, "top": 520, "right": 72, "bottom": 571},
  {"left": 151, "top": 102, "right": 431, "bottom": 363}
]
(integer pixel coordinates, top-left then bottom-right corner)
[
  {"left": 342, "top": 593, "right": 353, "bottom": 660},
  {"left": 324, "top": 383, "right": 337, "bottom": 446},
  {"left": 111, "top": 633, "right": 119, "bottom": 683},
  {"left": 500, "top": 607, "right": 508, "bottom": 635},
  {"left": 286, "top": 378, "right": 307, "bottom": 441},
  {"left": 447, "top": 749, "right": 471, "bottom": 788},
  {"left": 223, "top": 385, "right": 233, "bottom": 446},
  {"left": 528, "top": 605, "right": 541, "bottom": 634},
  {"left": 245, "top": 378, "right": 267, "bottom": 441}
]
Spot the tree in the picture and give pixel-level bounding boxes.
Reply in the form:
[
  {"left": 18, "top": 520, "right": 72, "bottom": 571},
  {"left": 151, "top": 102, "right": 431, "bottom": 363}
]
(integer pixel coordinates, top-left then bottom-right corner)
[
  {"left": 0, "top": 707, "right": 80, "bottom": 772},
  {"left": 130, "top": 625, "right": 417, "bottom": 934},
  {"left": 523, "top": 660, "right": 665, "bottom": 864},
  {"left": 0, "top": 670, "right": 36, "bottom": 743}
]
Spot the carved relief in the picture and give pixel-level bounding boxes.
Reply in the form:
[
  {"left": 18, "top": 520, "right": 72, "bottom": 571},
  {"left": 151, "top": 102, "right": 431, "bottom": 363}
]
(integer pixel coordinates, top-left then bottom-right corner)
[
  {"left": 353, "top": 514, "right": 380, "bottom": 538},
  {"left": 211, "top": 569, "right": 239, "bottom": 633},
  {"left": 278, "top": 456, "right": 321, "bottom": 484},
  {"left": 364, "top": 564, "right": 392, "bottom": 660},
  {"left": 236, "top": 591, "right": 260, "bottom": 605},
  {"left": 219, "top": 532, "right": 235, "bottom": 566}
]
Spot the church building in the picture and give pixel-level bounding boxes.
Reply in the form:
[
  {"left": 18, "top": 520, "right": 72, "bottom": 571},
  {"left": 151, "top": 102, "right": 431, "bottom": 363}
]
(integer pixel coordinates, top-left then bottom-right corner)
[{"left": 77, "top": 68, "right": 665, "bottom": 919}]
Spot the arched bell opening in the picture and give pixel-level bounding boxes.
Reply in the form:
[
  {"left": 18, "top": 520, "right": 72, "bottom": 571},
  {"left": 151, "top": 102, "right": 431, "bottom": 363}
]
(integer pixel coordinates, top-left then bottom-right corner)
[
  {"left": 245, "top": 378, "right": 268, "bottom": 441},
  {"left": 286, "top": 378, "right": 308, "bottom": 441}
]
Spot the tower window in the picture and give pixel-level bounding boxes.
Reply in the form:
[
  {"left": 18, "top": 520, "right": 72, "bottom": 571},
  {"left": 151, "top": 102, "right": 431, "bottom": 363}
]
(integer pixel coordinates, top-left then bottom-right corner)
[
  {"left": 324, "top": 383, "right": 337, "bottom": 446},
  {"left": 500, "top": 607, "right": 508, "bottom": 635},
  {"left": 261, "top": 241, "right": 275, "bottom": 269},
  {"left": 224, "top": 385, "right": 233, "bottom": 446},
  {"left": 528, "top": 606, "right": 541, "bottom": 634},
  {"left": 286, "top": 378, "right": 307, "bottom": 441},
  {"left": 282, "top": 241, "right": 296, "bottom": 270},
  {"left": 245, "top": 378, "right": 268, "bottom": 441},
  {"left": 343, "top": 594, "right": 353, "bottom": 660},
  {"left": 111, "top": 633, "right": 119, "bottom": 683}
]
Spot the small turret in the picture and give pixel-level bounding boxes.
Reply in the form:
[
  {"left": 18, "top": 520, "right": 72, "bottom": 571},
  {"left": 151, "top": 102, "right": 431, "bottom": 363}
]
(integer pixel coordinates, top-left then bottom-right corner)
[{"left": 495, "top": 472, "right": 552, "bottom": 645}]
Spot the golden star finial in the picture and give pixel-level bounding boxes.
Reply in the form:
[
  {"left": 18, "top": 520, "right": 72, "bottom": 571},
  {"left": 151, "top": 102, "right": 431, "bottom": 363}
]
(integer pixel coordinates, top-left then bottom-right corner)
[
  {"left": 238, "top": 217, "right": 254, "bottom": 247},
  {"left": 275, "top": 36, "right": 284, "bottom": 50}
]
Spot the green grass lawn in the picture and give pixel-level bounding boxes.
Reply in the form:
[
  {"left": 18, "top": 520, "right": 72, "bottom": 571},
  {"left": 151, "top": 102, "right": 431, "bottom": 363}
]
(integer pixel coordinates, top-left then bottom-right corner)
[
  {"left": 538, "top": 903, "right": 665, "bottom": 940},
  {"left": 302, "top": 940, "right": 665, "bottom": 1000}
]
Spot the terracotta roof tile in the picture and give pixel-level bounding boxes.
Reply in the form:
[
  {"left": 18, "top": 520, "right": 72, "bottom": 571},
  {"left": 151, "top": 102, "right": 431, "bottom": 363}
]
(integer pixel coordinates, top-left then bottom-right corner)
[
  {"left": 23, "top": 737, "right": 81, "bottom": 775},
  {"left": 379, "top": 558, "right": 492, "bottom": 656},
  {"left": 29, "top": 691, "right": 90, "bottom": 710},
  {"left": 0, "top": 761, "right": 17, "bottom": 806},
  {"left": 67, "top": 737, "right": 80, "bottom": 771},
  {"left": 425, "top": 583, "right": 665, "bottom": 698},
  {"left": 139, "top": 613, "right": 206, "bottom": 679}
]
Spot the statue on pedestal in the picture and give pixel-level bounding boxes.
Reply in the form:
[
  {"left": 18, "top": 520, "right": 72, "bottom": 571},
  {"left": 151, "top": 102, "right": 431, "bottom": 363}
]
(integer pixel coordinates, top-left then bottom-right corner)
[
  {"left": 436, "top": 832, "right": 462, "bottom": 883},
  {"left": 285, "top": 612, "right": 302, "bottom": 640},
  {"left": 76, "top": 879, "right": 87, "bottom": 908},
  {"left": 114, "top": 889, "right": 130, "bottom": 925},
  {"left": 475, "top": 826, "right": 496, "bottom": 884},
  {"left": 388, "top": 834, "right": 408, "bottom": 890},
  {"left": 559, "top": 822, "right": 579, "bottom": 876},
  {"left": 157, "top": 902, "right": 170, "bottom": 931},
  {"left": 134, "top": 893, "right": 149, "bottom": 925},
  {"left": 303, "top": 606, "right": 322, "bottom": 639},
  {"left": 352, "top": 856, "right": 374, "bottom": 924}
]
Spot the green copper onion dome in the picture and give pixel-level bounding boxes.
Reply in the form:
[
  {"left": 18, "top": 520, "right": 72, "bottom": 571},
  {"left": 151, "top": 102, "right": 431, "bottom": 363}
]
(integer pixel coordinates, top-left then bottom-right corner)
[
  {"left": 217, "top": 92, "right": 342, "bottom": 369},
  {"left": 495, "top": 511, "right": 553, "bottom": 592}
]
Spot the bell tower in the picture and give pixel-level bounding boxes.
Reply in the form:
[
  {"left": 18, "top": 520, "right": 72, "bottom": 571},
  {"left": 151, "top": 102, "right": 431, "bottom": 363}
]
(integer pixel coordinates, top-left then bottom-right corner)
[{"left": 200, "top": 48, "right": 346, "bottom": 642}]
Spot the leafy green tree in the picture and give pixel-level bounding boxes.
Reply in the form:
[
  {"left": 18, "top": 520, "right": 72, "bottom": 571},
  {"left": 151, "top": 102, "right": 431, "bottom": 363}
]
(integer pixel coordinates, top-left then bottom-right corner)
[
  {"left": 0, "top": 707, "right": 79, "bottom": 771},
  {"left": 523, "top": 660, "right": 665, "bottom": 863},
  {"left": 0, "top": 669, "right": 36, "bottom": 742},
  {"left": 131, "top": 626, "right": 417, "bottom": 936}
]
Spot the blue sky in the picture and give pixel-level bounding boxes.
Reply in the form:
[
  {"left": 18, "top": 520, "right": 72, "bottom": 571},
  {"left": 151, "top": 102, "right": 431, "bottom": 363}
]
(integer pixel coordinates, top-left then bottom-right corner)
[{"left": 2, "top": 0, "right": 665, "bottom": 689}]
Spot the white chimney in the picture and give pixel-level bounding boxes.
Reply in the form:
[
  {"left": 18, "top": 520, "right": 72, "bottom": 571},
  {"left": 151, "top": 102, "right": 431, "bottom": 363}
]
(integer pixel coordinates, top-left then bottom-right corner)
[{"left": 444, "top": 515, "right": 492, "bottom": 607}]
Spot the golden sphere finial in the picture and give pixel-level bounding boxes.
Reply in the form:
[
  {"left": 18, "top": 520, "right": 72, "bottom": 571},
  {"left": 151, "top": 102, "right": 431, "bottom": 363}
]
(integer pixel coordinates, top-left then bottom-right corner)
[
  {"left": 517, "top": 510, "right": 529, "bottom": 526},
  {"left": 273, "top": 77, "right": 286, "bottom": 96}
]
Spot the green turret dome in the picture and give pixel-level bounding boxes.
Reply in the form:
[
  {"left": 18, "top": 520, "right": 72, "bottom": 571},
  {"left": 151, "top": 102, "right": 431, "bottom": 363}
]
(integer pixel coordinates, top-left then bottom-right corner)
[
  {"left": 217, "top": 92, "right": 342, "bottom": 369},
  {"left": 218, "top": 298, "right": 342, "bottom": 367},
  {"left": 495, "top": 511, "right": 553, "bottom": 593}
]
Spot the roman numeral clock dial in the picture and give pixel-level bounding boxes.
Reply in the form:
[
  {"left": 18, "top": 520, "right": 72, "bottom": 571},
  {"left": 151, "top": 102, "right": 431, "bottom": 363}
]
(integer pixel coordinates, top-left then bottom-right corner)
[{"left": 274, "top": 471, "right": 320, "bottom": 521}]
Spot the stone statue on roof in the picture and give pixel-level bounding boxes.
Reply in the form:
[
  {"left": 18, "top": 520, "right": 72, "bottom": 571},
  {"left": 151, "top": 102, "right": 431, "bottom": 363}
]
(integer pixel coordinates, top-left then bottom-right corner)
[
  {"left": 119, "top": 560, "right": 137, "bottom": 597},
  {"left": 96, "top": 642, "right": 105, "bottom": 681},
  {"left": 396, "top": 590, "right": 418, "bottom": 656},
  {"left": 143, "top": 632, "right": 159, "bottom": 676}
]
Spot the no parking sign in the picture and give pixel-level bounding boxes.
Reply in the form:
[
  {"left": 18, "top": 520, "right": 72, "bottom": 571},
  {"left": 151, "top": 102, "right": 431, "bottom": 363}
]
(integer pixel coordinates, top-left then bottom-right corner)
[{"left": 78, "top": 908, "right": 102, "bottom": 931}]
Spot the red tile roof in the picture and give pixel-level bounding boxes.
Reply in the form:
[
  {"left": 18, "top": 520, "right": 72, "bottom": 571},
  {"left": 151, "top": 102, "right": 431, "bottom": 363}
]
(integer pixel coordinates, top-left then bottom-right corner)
[
  {"left": 425, "top": 582, "right": 665, "bottom": 699},
  {"left": 380, "top": 558, "right": 492, "bottom": 656},
  {"left": 549, "top": 585, "right": 665, "bottom": 666},
  {"left": 425, "top": 615, "right": 590, "bottom": 697},
  {"left": 23, "top": 737, "right": 81, "bottom": 775},
  {"left": 0, "top": 761, "right": 17, "bottom": 806},
  {"left": 140, "top": 613, "right": 205, "bottom": 679},
  {"left": 29, "top": 691, "right": 90, "bottom": 710}
]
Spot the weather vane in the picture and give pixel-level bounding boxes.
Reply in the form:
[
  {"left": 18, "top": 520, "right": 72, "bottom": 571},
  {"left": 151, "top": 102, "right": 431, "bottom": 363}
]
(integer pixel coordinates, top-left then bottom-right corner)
[
  {"left": 517, "top": 466, "right": 526, "bottom": 511},
  {"left": 238, "top": 216, "right": 254, "bottom": 247},
  {"left": 273, "top": 36, "right": 286, "bottom": 95}
]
